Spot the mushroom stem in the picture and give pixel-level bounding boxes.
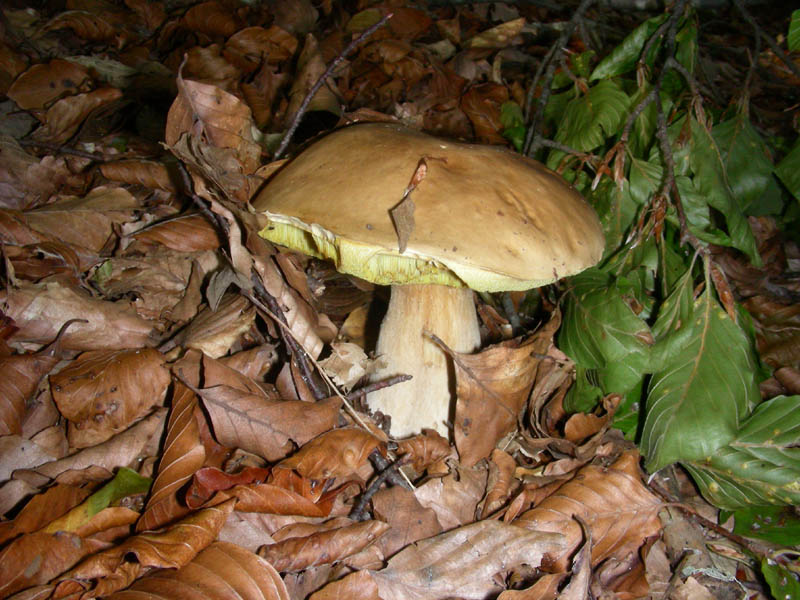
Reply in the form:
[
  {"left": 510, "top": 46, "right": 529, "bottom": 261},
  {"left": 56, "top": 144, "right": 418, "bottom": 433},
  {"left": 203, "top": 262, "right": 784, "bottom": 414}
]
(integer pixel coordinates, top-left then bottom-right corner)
[{"left": 368, "top": 284, "right": 481, "bottom": 438}]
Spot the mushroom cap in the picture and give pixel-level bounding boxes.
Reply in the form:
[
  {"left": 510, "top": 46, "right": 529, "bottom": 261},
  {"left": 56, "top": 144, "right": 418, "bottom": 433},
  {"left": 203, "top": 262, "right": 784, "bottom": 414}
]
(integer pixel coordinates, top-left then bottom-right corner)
[{"left": 252, "top": 123, "right": 604, "bottom": 292}]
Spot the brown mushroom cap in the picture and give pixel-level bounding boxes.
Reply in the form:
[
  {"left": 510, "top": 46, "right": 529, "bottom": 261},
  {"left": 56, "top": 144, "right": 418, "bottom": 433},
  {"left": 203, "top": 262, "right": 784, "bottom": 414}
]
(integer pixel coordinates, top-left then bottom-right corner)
[{"left": 252, "top": 123, "right": 605, "bottom": 292}]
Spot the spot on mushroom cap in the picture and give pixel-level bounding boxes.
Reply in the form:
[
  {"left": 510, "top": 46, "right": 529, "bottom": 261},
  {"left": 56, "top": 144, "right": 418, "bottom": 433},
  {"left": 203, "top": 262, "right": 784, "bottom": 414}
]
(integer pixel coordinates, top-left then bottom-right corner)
[{"left": 252, "top": 123, "right": 605, "bottom": 292}]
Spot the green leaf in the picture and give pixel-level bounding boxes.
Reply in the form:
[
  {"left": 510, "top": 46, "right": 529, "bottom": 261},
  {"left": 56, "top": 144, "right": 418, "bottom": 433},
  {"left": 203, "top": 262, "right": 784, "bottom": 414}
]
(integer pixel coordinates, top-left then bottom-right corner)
[
  {"left": 789, "top": 9, "right": 800, "bottom": 51},
  {"left": 88, "top": 467, "right": 152, "bottom": 517},
  {"left": 761, "top": 558, "right": 800, "bottom": 600},
  {"left": 731, "top": 505, "right": 800, "bottom": 547},
  {"left": 641, "top": 270, "right": 759, "bottom": 472},
  {"left": 775, "top": 140, "right": 800, "bottom": 202},
  {"left": 564, "top": 366, "right": 604, "bottom": 413},
  {"left": 712, "top": 115, "right": 775, "bottom": 214},
  {"left": 570, "top": 50, "right": 596, "bottom": 80},
  {"left": 629, "top": 87, "right": 659, "bottom": 156},
  {"left": 687, "top": 118, "right": 761, "bottom": 264},
  {"left": 552, "top": 80, "right": 631, "bottom": 154},
  {"left": 588, "top": 178, "right": 638, "bottom": 251},
  {"left": 684, "top": 395, "right": 800, "bottom": 508},
  {"left": 590, "top": 14, "right": 668, "bottom": 81},
  {"left": 559, "top": 267, "right": 654, "bottom": 370},
  {"left": 500, "top": 102, "right": 526, "bottom": 152}
]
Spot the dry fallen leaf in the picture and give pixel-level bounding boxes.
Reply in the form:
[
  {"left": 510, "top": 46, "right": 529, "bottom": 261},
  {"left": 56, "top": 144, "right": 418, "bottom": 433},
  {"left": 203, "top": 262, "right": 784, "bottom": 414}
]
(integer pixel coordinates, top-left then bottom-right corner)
[
  {"left": 50, "top": 348, "right": 170, "bottom": 448},
  {"left": 370, "top": 519, "right": 566, "bottom": 600},
  {"left": 515, "top": 451, "right": 663, "bottom": 573},
  {"left": 105, "top": 541, "right": 290, "bottom": 600}
]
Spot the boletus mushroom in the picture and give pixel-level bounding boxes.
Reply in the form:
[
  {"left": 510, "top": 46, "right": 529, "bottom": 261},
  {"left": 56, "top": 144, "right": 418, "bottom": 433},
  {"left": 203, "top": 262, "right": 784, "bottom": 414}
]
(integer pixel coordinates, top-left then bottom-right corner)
[{"left": 252, "top": 123, "right": 604, "bottom": 438}]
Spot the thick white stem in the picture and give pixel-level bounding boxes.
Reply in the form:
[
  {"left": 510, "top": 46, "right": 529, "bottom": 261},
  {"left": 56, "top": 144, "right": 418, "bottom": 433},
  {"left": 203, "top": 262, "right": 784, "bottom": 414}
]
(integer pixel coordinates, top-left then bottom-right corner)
[{"left": 367, "top": 284, "right": 481, "bottom": 438}]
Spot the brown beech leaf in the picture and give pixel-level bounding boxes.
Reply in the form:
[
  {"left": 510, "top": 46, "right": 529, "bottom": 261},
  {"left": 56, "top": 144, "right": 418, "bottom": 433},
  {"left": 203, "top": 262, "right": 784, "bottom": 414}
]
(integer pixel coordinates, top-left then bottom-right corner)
[
  {"left": 497, "top": 573, "right": 567, "bottom": 599},
  {"left": 0, "top": 530, "right": 102, "bottom": 598},
  {"left": 0, "top": 347, "right": 60, "bottom": 436},
  {"left": 33, "top": 87, "right": 123, "bottom": 144},
  {"left": 173, "top": 293, "right": 256, "bottom": 358},
  {"left": 460, "top": 82, "right": 509, "bottom": 144},
  {"left": 0, "top": 208, "right": 55, "bottom": 246},
  {"left": 454, "top": 335, "right": 542, "bottom": 467},
  {"left": 744, "top": 295, "right": 800, "bottom": 368},
  {"left": 7, "top": 240, "right": 89, "bottom": 283},
  {"left": 414, "top": 463, "right": 488, "bottom": 531},
  {"left": 99, "top": 160, "right": 175, "bottom": 192},
  {"left": 0, "top": 484, "right": 89, "bottom": 545},
  {"left": 105, "top": 541, "right": 290, "bottom": 600},
  {"left": 514, "top": 451, "right": 663, "bottom": 573},
  {"left": 309, "top": 569, "right": 380, "bottom": 600},
  {"left": 183, "top": 1, "right": 240, "bottom": 38},
  {"left": 92, "top": 249, "right": 201, "bottom": 322},
  {"left": 130, "top": 213, "right": 222, "bottom": 252},
  {"left": 57, "top": 499, "right": 236, "bottom": 597},
  {"left": 225, "top": 26, "right": 298, "bottom": 72},
  {"left": 50, "top": 348, "right": 170, "bottom": 448},
  {"left": 2, "top": 280, "right": 154, "bottom": 351},
  {"left": 186, "top": 466, "right": 271, "bottom": 509},
  {"left": 166, "top": 77, "right": 260, "bottom": 175},
  {"left": 42, "top": 10, "right": 117, "bottom": 42},
  {"left": 258, "top": 519, "right": 390, "bottom": 572},
  {"left": 372, "top": 486, "right": 443, "bottom": 558},
  {"left": 275, "top": 428, "right": 383, "bottom": 482},
  {"left": 182, "top": 43, "right": 243, "bottom": 83},
  {"left": 25, "top": 185, "right": 139, "bottom": 253},
  {"left": 465, "top": 18, "right": 526, "bottom": 49},
  {"left": 370, "top": 519, "right": 566, "bottom": 600},
  {"left": 225, "top": 481, "right": 336, "bottom": 517},
  {"left": 137, "top": 382, "right": 206, "bottom": 532},
  {"left": 395, "top": 428, "right": 452, "bottom": 473},
  {"left": 480, "top": 448, "right": 518, "bottom": 519},
  {"left": 6, "top": 59, "right": 90, "bottom": 110},
  {"left": 199, "top": 382, "right": 341, "bottom": 462},
  {"left": 285, "top": 33, "right": 341, "bottom": 124},
  {"left": 29, "top": 408, "right": 166, "bottom": 482}
]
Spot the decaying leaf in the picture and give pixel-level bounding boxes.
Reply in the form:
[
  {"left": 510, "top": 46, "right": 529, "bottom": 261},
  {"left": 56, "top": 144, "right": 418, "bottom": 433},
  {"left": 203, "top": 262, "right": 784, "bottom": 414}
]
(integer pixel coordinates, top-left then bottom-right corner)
[
  {"left": 370, "top": 519, "right": 566, "bottom": 600},
  {"left": 515, "top": 451, "right": 662, "bottom": 573}
]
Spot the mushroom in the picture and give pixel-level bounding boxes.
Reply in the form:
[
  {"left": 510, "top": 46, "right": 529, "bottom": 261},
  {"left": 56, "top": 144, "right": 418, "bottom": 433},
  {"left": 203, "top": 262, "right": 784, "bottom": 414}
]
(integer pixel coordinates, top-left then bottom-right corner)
[{"left": 252, "top": 123, "right": 604, "bottom": 438}]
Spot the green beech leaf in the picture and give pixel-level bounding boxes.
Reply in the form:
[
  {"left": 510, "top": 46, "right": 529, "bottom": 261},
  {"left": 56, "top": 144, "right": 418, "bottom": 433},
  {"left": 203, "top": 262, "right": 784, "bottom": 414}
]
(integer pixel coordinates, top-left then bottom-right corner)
[
  {"left": 641, "top": 269, "right": 759, "bottom": 472},
  {"left": 590, "top": 14, "right": 668, "bottom": 80},
  {"left": 552, "top": 80, "right": 631, "bottom": 154},
  {"left": 730, "top": 505, "right": 800, "bottom": 547},
  {"left": 789, "top": 9, "right": 800, "bottom": 51},
  {"left": 688, "top": 118, "right": 761, "bottom": 264},
  {"left": 588, "top": 178, "right": 638, "bottom": 251},
  {"left": 712, "top": 115, "right": 775, "bottom": 214},
  {"left": 559, "top": 267, "right": 653, "bottom": 370},
  {"left": 761, "top": 559, "right": 800, "bottom": 600},
  {"left": 683, "top": 395, "right": 800, "bottom": 509},
  {"left": 775, "top": 140, "right": 800, "bottom": 202}
]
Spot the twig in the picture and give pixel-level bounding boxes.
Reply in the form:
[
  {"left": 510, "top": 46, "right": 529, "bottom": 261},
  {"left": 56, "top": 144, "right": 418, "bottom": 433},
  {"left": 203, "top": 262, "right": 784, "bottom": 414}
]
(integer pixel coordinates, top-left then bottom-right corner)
[
  {"left": 347, "top": 374, "right": 412, "bottom": 402},
  {"left": 349, "top": 450, "right": 410, "bottom": 521},
  {"left": 732, "top": 0, "right": 800, "bottom": 82},
  {"left": 523, "top": 0, "right": 596, "bottom": 157},
  {"left": 273, "top": 13, "right": 393, "bottom": 160},
  {"left": 250, "top": 273, "right": 328, "bottom": 401}
]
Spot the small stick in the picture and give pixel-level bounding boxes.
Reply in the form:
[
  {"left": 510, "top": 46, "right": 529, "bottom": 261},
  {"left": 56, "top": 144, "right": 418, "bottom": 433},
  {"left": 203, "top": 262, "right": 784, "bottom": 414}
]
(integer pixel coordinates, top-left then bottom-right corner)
[
  {"left": 349, "top": 450, "right": 410, "bottom": 521},
  {"left": 274, "top": 13, "right": 393, "bottom": 160}
]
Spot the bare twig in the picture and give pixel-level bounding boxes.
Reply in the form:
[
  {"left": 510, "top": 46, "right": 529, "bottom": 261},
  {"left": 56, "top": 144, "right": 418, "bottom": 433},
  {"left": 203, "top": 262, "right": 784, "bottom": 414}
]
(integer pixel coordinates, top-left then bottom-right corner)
[
  {"left": 349, "top": 450, "right": 411, "bottom": 521},
  {"left": 274, "top": 13, "right": 393, "bottom": 160},
  {"left": 347, "top": 374, "right": 413, "bottom": 402},
  {"left": 523, "top": 0, "right": 596, "bottom": 157},
  {"left": 732, "top": 0, "right": 800, "bottom": 82},
  {"left": 250, "top": 273, "right": 328, "bottom": 400}
]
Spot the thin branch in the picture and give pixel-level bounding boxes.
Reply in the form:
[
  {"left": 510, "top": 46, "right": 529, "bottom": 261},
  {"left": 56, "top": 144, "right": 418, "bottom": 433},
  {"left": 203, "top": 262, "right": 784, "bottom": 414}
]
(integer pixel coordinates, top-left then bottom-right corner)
[
  {"left": 274, "top": 13, "right": 393, "bottom": 160},
  {"left": 250, "top": 273, "right": 328, "bottom": 400},
  {"left": 732, "top": 0, "right": 800, "bottom": 82},
  {"left": 523, "top": 0, "right": 596, "bottom": 157}
]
